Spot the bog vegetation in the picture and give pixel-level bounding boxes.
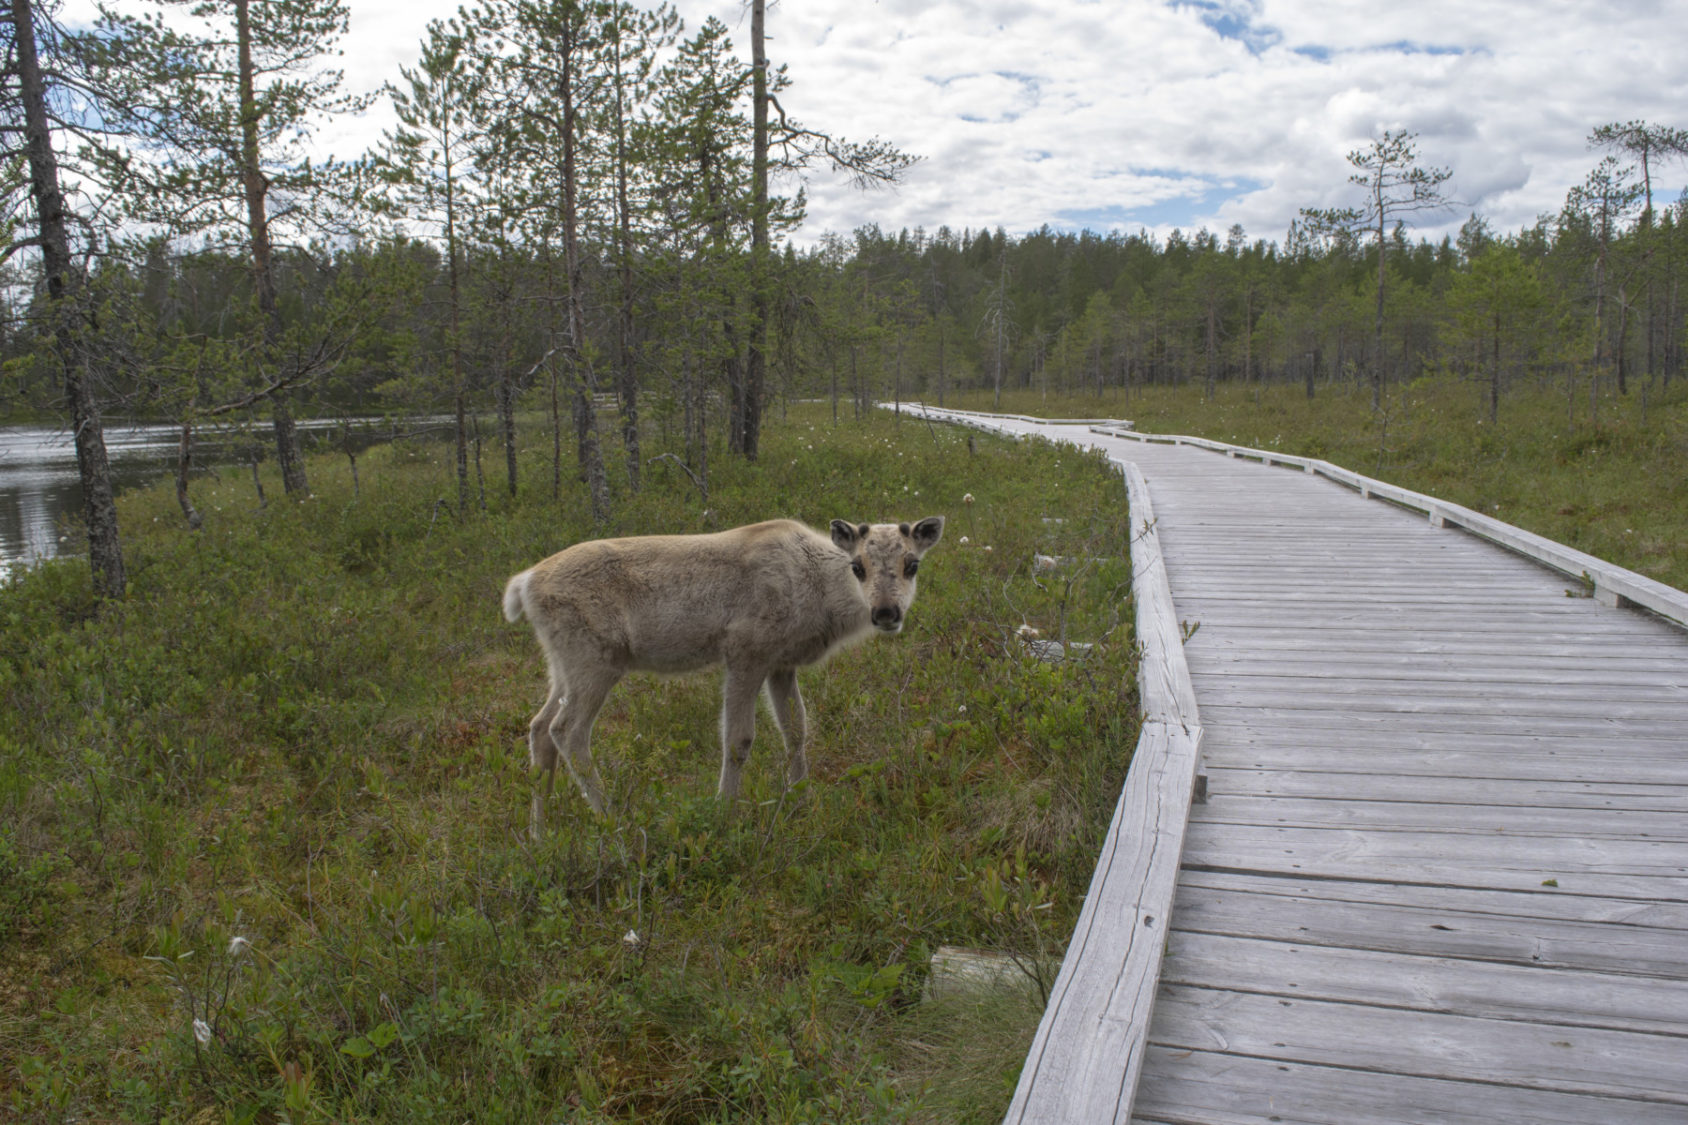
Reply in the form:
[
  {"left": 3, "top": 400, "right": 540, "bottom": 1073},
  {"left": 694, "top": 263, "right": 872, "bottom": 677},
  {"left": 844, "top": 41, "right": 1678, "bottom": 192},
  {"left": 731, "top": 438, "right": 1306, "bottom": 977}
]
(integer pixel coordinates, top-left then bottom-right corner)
[{"left": 0, "top": 408, "right": 1141, "bottom": 1121}]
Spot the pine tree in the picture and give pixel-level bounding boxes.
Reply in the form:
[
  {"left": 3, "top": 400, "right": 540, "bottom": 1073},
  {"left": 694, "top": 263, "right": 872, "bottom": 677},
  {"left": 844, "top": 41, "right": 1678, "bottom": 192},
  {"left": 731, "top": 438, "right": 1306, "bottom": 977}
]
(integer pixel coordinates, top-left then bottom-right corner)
[
  {"left": 1302, "top": 129, "right": 1452, "bottom": 409},
  {"left": 90, "top": 0, "right": 373, "bottom": 497},
  {"left": 3, "top": 0, "right": 125, "bottom": 596},
  {"left": 378, "top": 20, "right": 484, "bottom": 514}
]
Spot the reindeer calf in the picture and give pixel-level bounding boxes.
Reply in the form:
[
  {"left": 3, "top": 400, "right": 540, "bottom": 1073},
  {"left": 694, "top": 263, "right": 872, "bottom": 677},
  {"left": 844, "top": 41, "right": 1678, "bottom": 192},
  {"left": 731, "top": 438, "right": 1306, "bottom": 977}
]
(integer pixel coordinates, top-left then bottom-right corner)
[{"left": 503, "top": 516, "right": 943, "bottom": 832}]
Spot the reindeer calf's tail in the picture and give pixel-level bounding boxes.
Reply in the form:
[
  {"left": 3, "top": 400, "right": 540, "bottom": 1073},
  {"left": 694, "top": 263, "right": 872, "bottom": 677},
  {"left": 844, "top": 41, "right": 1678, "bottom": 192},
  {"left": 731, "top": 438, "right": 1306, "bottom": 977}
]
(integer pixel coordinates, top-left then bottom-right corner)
[{"left": 503, "top": 569, "right": 530, "bottom": 623}]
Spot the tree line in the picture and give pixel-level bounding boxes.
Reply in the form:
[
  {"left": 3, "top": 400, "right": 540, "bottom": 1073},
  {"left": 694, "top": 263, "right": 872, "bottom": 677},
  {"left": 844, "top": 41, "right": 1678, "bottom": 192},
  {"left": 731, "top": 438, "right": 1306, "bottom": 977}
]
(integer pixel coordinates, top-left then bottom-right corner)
[
  {"left": 1, "top": 0, "right": 1683, "bottom": 599},
  {"left": 820, "top": 125, "right": 1687, "bottom": 428}
]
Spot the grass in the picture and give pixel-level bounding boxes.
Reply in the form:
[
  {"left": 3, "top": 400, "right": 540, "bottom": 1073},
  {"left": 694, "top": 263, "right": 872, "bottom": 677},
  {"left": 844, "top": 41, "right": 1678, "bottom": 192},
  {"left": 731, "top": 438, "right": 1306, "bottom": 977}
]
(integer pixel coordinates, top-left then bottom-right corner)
[
  {"left": 943, "top": 374, "right": 1688, "bottom": 593},
  {"left": 0, "top": 404, "right": 1139, "bottom": 1123}
]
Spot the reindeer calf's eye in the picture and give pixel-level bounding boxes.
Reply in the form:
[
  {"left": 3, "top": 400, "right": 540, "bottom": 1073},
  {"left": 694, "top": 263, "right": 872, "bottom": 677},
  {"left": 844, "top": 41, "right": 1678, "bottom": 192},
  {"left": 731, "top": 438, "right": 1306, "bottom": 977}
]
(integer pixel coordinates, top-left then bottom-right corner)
[
  {"left": 851, "top": 560, "right": 866, "bottom": 580},
  {"left": 904, "top": 559, "right": 919, "bottom": 577}
]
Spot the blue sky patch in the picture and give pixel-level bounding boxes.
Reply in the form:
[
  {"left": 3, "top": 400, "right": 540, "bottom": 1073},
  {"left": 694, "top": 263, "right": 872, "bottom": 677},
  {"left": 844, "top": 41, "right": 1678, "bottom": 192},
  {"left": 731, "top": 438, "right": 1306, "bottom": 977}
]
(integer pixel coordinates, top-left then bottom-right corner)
[
  {"left": 1381, "top": 40, "right": 1469, "bottom": 56},
  {"left": 1169, "top": 0, "right": 1282, "bottom": 55},
  {"left": 1054, "top": 176, "right": 1268, "bottom": 234}
]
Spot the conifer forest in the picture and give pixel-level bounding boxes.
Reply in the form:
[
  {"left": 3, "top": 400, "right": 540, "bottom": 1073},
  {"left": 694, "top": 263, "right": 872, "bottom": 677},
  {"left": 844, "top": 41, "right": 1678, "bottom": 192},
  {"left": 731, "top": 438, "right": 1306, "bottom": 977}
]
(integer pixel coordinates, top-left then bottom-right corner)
[{"left": 3, "top": 0, "right": 1685, "bottom": 596}]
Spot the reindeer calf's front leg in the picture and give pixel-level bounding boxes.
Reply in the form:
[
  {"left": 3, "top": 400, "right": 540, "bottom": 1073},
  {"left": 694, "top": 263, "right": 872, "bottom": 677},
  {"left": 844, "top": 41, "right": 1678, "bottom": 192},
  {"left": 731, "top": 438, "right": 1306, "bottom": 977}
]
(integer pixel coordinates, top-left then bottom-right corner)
[
  {"left": 718, "top": 666, "right": 765, "bottom": 801},
  {"left": 765, "top": 668, "right": 808, "bottom": 788}
]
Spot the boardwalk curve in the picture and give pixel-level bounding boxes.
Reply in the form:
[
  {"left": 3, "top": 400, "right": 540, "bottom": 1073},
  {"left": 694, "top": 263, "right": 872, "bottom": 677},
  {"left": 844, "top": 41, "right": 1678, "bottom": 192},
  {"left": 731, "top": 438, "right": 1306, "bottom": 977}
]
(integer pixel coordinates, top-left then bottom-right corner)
[{"left": 906, "top": 405, "right": 1688, "bottom": 1125}]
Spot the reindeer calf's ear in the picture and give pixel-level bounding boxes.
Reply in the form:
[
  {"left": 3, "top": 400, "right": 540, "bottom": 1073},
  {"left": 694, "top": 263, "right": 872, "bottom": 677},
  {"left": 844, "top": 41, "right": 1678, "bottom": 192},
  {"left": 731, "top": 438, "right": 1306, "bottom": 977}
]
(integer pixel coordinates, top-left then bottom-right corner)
[
  {"left": 911, "top": 516, "right": 944, "bottom": 550},
  {"left": 830, "top": 519, "right": 860, "bottom": 551}
]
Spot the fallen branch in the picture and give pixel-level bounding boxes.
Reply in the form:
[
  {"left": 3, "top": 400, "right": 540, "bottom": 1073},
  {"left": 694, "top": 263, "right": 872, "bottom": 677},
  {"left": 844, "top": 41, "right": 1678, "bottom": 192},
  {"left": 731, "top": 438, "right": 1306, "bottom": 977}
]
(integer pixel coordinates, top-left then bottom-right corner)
[{"left": 647, "top": 452, "right": 705, "bottom": 496}]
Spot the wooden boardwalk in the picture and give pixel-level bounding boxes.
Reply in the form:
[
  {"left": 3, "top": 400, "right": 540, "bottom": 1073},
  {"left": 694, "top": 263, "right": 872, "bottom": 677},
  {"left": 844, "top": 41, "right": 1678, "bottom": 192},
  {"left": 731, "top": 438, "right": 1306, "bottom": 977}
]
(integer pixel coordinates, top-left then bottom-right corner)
[{"left": 911, "top": 408, "right": 1688, "bottom": 1125}]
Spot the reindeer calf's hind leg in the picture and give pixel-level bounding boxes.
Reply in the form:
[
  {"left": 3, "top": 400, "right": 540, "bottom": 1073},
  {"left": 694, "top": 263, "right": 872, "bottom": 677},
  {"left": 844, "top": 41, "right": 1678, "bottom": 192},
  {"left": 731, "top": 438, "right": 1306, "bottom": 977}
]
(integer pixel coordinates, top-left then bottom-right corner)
[
  {"left": 528, "top": 690, "right": 564, "bottom": 839},
  {"left": 549, "top": 667, "right": 617, "bottom": 817},
  {"left": 765, "top": 668, "right": 808, "bottom": 788}
]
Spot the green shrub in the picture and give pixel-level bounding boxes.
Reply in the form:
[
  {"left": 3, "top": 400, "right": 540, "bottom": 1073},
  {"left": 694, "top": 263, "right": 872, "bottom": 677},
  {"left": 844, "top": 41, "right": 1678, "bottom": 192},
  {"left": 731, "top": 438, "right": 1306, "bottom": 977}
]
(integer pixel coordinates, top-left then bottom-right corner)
[{"left": 0, "top": 406, "right": 1139, "bottom": 1122}]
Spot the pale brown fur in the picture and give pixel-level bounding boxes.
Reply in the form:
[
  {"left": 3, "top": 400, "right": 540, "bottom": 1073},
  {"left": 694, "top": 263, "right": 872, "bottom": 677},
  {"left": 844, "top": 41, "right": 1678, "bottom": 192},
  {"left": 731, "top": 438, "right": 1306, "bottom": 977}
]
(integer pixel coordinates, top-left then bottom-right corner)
[{"left": 503, "top": 516, "right": 943, "bottom": 831}]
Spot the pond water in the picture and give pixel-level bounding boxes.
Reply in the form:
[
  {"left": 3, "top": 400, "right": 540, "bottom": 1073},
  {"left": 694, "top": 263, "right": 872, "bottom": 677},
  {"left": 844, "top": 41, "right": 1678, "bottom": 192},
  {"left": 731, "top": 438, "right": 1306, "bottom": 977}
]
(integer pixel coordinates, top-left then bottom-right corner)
[{"left": 0, "top": 417, "right": 421, "bottom": 581}]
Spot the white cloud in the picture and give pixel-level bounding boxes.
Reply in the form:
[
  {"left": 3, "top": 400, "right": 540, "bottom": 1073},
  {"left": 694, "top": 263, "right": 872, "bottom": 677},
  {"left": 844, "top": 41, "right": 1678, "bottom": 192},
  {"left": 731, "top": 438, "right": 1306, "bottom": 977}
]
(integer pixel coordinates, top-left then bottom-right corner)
[{"left": 66, "top": 0, "right": 1688, "bottom": 247}]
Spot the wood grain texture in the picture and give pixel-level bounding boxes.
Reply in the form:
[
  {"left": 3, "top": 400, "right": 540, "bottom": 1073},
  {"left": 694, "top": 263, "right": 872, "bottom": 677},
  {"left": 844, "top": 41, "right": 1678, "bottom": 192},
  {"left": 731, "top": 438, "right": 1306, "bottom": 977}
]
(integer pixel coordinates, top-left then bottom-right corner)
[
  {"left": 1148, "top": 984, "right": 1688, "bottom": 1103},
  {"left": 902, "top": 407, "right": 1688, "bottom": 1122},
  {"left": 1003, "top": 722, "right": 1203, "bottom": 1123},
  {"left": 1131, "top": 1047, "right": 1688, "bottom": 1125},
  {"left": 1099, "top": 418, "right": 1688, "bottom": 630},
  {"left": 1158, "top": 930, "right": 1688, "bottom": 1033}
]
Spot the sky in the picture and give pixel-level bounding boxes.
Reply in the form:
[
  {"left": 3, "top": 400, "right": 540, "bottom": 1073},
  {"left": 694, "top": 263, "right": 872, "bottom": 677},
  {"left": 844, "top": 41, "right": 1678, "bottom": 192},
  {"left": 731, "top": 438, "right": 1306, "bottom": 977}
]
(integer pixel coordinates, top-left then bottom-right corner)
[{"left": 71, "top": 0, "right": 1688, "bottom": 249}]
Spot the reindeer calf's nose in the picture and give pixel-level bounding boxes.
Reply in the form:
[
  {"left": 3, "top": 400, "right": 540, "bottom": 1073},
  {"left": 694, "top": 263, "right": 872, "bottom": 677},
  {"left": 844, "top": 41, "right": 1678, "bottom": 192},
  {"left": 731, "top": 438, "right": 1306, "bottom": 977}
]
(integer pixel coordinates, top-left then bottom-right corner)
[{"left": 872, "top": 605, "right": 903, "bottom": 627}]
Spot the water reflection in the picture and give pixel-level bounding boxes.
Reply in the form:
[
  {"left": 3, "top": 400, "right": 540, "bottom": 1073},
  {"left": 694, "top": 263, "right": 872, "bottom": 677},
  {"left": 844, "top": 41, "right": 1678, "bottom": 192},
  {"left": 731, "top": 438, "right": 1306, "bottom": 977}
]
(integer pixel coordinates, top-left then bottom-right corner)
[{"left": 0, "top": 417, "right": 425, "bottom": 580}]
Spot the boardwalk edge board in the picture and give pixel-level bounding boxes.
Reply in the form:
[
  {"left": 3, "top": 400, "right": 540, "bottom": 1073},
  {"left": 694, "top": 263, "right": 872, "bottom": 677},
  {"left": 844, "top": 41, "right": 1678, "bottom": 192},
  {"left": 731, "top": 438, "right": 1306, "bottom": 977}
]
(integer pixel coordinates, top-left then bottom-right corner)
[
  {"left": 897, "top": 405, "right": 1205, "bottom": 1125},
  {"left": 1082, "top": 422, "right": 1688, "bottom": 631}
]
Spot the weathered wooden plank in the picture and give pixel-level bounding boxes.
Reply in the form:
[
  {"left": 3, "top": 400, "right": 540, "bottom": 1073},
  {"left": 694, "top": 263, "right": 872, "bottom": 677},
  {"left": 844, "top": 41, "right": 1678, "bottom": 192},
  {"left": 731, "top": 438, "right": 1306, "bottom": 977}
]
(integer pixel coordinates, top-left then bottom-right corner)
[
  {"left": 1199, "top": 746, "right": 1688, "bottom": 785},
  {"left": 1194, "top": 677, "right": 1688, "bottom": 708},
  {"left": 1169, "top": 559, "right": 1463, "bottom": 582},
  {"left": 1164, "top": 552, "right": 1556, "bottom": 572},
  {"left": 1204, "top": 733, "right": 1688, "bottom": 772},
  {"left": 1204, "top": 768, "right": 1688, "bottom": 811},
  {"left": 1188, "top": 687, "right": 1688, "bottom": 719},
  {"left": 1187, "top": 626, "right": 1687, "bottom": 651},
  {"left": 1171, "top": 603, "right": 1656, "bottom": 632},
  {"left": 1197, "top": 703, "right": 1688, "bottom": 738},
  {"left": 1163, "top": 536, "right": 1531, "bottom": 553},
  {"left": 1177, "top": 590, "right": 1593, "bottom": 610},
  {"left": 1169, "top": 893, "right": 1688, "bottom": 980},
  {"left": 1198, "top": 724, "right": 1688, "bottom": 757},
  {"left": 1195, "top": 793, "right": 1688, "bottom": 841},
  {"left": 1203, "top": 751, "right": 1688, "bottom": 788},
  {"left": 1177, "top": 570, "right": 1600, "bottom": 590},
  {"left": 1191, "top": 656, "right": 1688, "bottom": 684},
  {"left": 1189, "top": 667, "right": 1688, "bottom": 701},
  {"left": 1004, "top": 720, "right": 1204, "bottom": 1124},
  {"left": 1195, "top": 621, "right": 1688, "bottom": 648},
  {"left": 1187, "top": 613, "right": 1657, "bottom": 636},
  {"left": 1123, "top": 463, "right": 1200, "bottom": 730},
  {"left": 1177, "top": 868, "right": 1688, "bottom": 933},
  {"left": 1132, "top": 1047, "right": 1688, "bottom": 1125},
  {"left": 1161, "top": 548, "right": 1553, "bottom": 568},
  {"left": 1170, "top": 576, "right": 1584, "bottom": 595},
  {"left": 1146, "top": 984, "right": 1688, "bottom": 1102},
  {"left": 1168, "top": 548, "right": 1584, "bottom": 567},
  {"left": 1182, "top": 621, "right": 1664, "bottom": 647},
  {"left": 1181, "top": 586, "right": 1626, "bottom": 608},
  {"left": 1180, "top": 821, "right": 1688, "bottom": 901},
  {"left": 1158, "top": 930, "right": 1688, "bottom": 1034}
]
